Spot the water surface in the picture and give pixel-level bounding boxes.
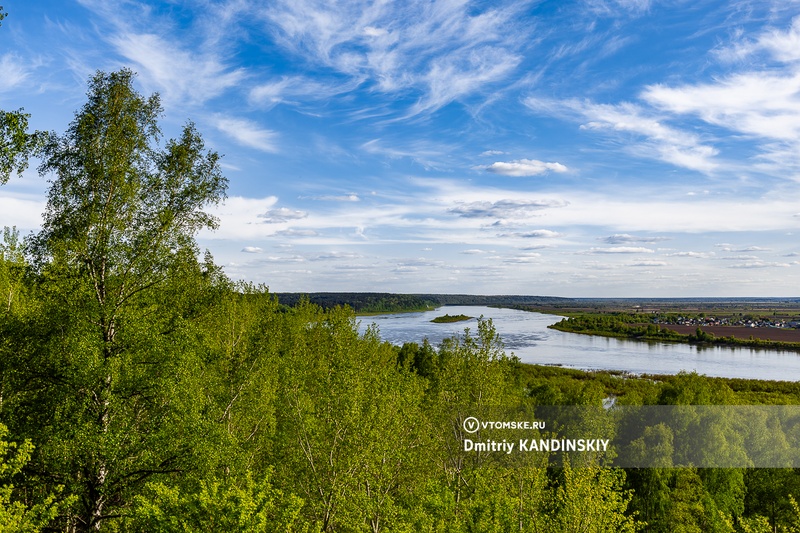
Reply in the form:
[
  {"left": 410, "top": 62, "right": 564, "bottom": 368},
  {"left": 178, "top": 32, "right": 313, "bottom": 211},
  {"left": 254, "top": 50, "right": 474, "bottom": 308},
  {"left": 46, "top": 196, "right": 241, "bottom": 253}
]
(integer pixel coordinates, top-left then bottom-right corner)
[{"left": 358, "top": 306, "right": 800, "bottom": 381}]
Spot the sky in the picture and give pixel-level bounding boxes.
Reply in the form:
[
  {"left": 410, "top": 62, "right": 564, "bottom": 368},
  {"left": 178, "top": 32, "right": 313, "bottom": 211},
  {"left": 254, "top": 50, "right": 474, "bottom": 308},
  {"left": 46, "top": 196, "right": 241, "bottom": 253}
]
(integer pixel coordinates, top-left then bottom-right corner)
[{"left": 2, "top": 0, "right": 800, "bottom": 297}]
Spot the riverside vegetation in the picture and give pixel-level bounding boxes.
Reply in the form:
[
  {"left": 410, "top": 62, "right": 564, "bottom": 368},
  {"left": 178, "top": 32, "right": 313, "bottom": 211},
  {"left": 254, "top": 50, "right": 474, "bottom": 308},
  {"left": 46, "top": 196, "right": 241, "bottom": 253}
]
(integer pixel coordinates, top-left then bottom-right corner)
[
  {"left": 1, "top": 65, "right": 800, "bottom": 531},
  {"left": 550, "top": 313, "right": 800, "bottom": 352}
]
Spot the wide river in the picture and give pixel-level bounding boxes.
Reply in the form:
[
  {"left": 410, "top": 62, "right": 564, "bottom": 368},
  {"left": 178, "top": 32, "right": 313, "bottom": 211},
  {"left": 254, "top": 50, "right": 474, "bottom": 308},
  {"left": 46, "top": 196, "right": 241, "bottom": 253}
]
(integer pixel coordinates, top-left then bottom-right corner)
[{"left": 358, "top": 306, "right": 800, "bottom": 381}]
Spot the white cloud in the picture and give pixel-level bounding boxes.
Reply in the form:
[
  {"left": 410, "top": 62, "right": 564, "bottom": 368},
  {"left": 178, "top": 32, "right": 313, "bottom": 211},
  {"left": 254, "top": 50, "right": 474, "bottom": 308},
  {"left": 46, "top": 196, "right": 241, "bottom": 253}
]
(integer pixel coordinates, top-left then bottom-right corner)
[
  {"left": 0, "top": 194, "right": 46, "bottom": 231},
  {"left": 717, "top": 16, "right": 800, "bottom": 64},
  {"left": 275, "top": 229, "right": 319, "bottom": 237},
  {"left": 214, "top": 117, "right": 279, "bottom": 153},
  {"left": 718, "top": 255, "right": 761, "bottom": 261},
  {"left": 485, "top": 159, "right": 568, "bottom": 177},
  {"left": 259, "top": 207, "right": 308, "bottom": 223},
  {"left": 449, "top": 199, "right": 568, "bottom": 218},
  {"left": 729, "top": 261, "right": 792, "bottom": 269},
  {"left": 203, "top": 196, "right": 279, "bottom": 239},
  {"left": 585, "top": 247, "right": 655, "bottom": 254},
  {"left": 585, "top": 0, "right": 652, "bottom": 15},
  {"left": 644, "top": 73, "right": 800, "bottom": 143},
  {"left": 525, "top": 97, "right": 719, "bottom": 173},
  {"left": 311, "top": 251, "right": 362, "bottom": 261},
  {"left": 503, "top": 252, "right": 541, "bottom": 263},
  {"left": 260, "top": 0, "right": 528, "bottom": 117},
  {"left": 242, "top": 246, "right": 263, "bottom": 253},
  {"left": 360, "top": 138, "right": 454, "bottom": 169},
  {"left": 0, "top": 54, "right": 30, "bottom": 92},
  {"left": 108, "top": 32, "right": 246, "bottom": 106},
  {"left": 602, "top": 233, "right": 669, "bottom": 244},
  {"left": 498, "top": 230, "right": 560, "bottom": 239},
  {"left": 301, "top": 194, "right": 361, "bottom": 202},
  {"left": 643, "top": 18, "right": 800, "bottom": 178},
  {"left": 717, "top": 245, "right": 772, "bottom": 253},
  {"left": 666, "top": 251, "right": 712, "bottom": 259},
  {"left": 249, "top": 75, "right": 359, "bottom": 109},
  {"left": 628, "top": 260, "right": 666, "bottom": 267}
]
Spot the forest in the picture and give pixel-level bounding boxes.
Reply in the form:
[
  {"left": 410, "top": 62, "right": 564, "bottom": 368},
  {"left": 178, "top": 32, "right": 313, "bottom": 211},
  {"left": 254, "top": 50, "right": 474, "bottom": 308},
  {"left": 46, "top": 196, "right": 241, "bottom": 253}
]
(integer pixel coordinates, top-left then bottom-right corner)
[{"left": 1, "top": 65, "right": 800, "bottom": 531}]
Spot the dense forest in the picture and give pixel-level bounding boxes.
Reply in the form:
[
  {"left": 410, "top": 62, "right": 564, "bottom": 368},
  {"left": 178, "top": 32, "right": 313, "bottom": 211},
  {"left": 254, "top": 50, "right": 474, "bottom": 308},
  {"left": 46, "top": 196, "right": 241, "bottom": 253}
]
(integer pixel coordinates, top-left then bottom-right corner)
[{"left": 1, "top": 63, "right": 800, "bottom": 531}]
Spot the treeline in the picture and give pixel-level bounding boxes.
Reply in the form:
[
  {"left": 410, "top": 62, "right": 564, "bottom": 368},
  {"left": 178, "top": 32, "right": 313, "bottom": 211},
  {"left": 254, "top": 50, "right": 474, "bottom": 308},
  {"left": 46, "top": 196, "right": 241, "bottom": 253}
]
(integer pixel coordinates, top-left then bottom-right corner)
[
  {"left": 551, "top": 314, "right": 800, "bottom": 352},
  {"left": 274, "top": 292, "right": 574, "bottom": 313},
  {"left": 273, "top": 292, "right": 437, "bottom": 313}
]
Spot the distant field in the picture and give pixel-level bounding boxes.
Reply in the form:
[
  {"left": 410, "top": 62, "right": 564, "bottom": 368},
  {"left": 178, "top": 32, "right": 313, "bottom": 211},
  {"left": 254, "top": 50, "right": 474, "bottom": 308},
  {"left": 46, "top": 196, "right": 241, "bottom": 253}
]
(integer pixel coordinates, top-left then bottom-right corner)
[{"left": 665, "top": 325, "right": 800, "bottom": 342}]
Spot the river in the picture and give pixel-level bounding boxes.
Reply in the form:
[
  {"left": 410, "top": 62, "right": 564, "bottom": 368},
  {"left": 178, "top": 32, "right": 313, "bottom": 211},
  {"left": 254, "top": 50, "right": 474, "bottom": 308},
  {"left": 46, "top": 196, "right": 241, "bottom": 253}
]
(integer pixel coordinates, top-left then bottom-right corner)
[{"left": 357, "top": 306, "right": 800, "bottom": 381}]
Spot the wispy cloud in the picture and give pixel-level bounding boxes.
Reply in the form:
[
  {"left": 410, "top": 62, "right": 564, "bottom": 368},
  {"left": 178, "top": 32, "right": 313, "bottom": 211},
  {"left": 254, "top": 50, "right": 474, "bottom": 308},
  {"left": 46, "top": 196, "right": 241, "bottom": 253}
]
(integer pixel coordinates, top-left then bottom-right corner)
[
  {"left": 301, "top": 194, "right": 361, "bottom": 202},
  {"left": 715, "top": 16, "right": 800, "bottom": 64},
  {"left": 0, "top": 54, "right": 31, "bottom": 92},
  {"left": 214, "top": 117, "right": 279, "bottom": 152},
  {"left": 108, "top": 32, "right": 245, "bottom": 106},
  {"left": 76, "top": 0, "right": 246, "bottom": 106},
  {"left": 249, "top": 75, "right": 360, "bottom": 109},
  {"left": 584, "top": 0, "right": 652, "bottom": 16},
  {"left": 259, "top": 0, "right": 530, "bottom": 117},
  {"left": 644, "top": 16, "right": 800, "bottom": 178},
  {"left": 525, "top": 97, "right": 719, "bottom": 173}
]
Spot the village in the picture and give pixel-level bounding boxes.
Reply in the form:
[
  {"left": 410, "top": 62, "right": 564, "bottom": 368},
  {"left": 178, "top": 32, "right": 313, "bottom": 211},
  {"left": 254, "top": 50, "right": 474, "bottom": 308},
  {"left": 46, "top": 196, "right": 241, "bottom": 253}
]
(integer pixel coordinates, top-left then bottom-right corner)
[{"left": 652, "top": 315, "right": 800, "bottom": 330}]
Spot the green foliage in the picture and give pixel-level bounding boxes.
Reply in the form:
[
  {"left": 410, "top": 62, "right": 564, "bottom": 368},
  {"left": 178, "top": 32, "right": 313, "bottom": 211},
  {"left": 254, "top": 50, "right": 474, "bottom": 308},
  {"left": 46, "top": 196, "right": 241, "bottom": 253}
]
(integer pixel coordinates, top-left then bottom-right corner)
[
  {"left": 126, "top": 471, "right": 306, "bottom": 533},
  {"left": 0, "top": 226, "right": 27, "bottom": 314},
  {"left": 2, "top": 69, "right": 228, "bottom": 531},
  {"left": 272, "top": 304, "right": 432, "bottom": 531},
  {"left": 551, "top": 462, "right": 638, "bottom": 532},
  {"left": 0, "top": 109, "right": 47, "bottom": 184},
  {"left": 0, "top": 423, "right": 71, "bottom": 532},
  {"left": 550, "top": 314, "right": 686, "bottom": 343}
]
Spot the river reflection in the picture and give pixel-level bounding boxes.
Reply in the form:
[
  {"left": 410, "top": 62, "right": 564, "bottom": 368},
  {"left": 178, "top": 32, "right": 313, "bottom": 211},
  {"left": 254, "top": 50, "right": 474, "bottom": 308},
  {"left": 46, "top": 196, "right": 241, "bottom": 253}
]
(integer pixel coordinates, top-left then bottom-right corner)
[{"left": 357, "top": 306, "right": 800, "bottom": 381}]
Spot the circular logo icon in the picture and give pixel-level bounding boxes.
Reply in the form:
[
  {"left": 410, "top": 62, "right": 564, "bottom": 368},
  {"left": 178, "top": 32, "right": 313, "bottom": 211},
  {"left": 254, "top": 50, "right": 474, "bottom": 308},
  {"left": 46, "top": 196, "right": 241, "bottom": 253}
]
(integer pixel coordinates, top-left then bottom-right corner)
[{"left": 463, "top": 416, "right": 480, "bottom": 434}]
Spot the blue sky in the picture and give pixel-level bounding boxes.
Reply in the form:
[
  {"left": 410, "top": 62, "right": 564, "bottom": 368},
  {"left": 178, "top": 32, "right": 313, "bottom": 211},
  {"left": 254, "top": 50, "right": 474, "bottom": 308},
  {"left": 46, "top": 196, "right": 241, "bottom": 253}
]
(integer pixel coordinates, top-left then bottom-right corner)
[{"left": 2, "top": 0, "right": 800, "bottom": 297}]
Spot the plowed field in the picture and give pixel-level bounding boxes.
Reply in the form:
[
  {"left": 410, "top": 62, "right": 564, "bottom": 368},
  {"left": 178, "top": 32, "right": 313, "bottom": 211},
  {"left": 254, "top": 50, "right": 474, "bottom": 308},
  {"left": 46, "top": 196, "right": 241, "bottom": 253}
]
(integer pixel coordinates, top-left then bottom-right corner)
[{"left": 663, "top": 325, "right": 800, "bottom": 342}]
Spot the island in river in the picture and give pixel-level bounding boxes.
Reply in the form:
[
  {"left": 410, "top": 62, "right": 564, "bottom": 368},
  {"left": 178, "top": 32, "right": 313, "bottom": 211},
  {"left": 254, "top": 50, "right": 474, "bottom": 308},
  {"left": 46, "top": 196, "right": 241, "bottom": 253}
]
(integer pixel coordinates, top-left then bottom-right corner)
[{"left": 430, "top": 314, "right": 473, "bottom": 324}]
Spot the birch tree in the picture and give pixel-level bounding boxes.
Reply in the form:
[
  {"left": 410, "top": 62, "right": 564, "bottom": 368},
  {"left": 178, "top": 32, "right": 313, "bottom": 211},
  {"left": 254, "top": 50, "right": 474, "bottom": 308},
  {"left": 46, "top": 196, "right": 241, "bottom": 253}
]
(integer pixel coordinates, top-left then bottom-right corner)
[{"left": 15, "top": 69, "right": 226, "bottom": 531}]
